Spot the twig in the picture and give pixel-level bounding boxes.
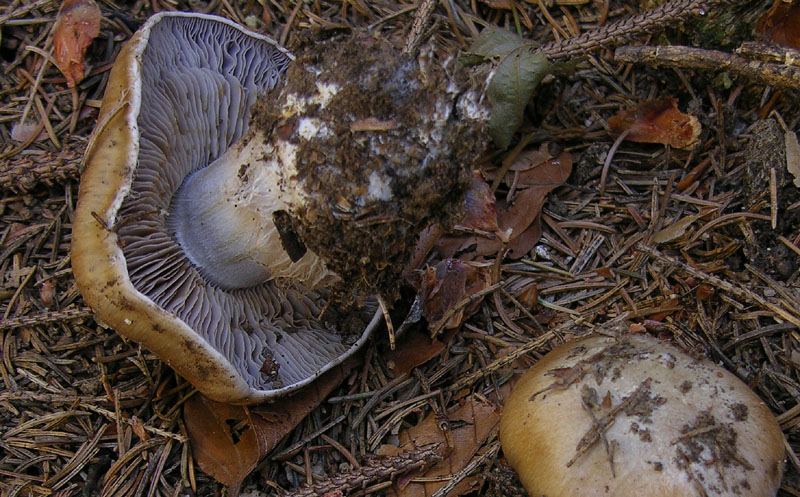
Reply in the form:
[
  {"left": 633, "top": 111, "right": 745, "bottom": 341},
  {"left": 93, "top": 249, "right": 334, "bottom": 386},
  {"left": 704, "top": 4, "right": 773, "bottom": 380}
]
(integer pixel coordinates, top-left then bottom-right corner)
[
  {"left": 279, "top": 443, "right": 443, "bottom": 497},
  {"left": 0, "top": 306, "right": 93, "bottom": 331},
  {"left": 538, "top": 0, "right": 735, "bottom": 61},
  {"left": 403, "top": 0, "right": 437, "bottom": 55},
  {"left": 614, "top": 45, "right": 800, "bottom": 89},
  {"left": 0, "top": 139, "right": 83, "bottom": 193},
  {"left": 429, "top": 439, "right": 501, "bottom": 497}
]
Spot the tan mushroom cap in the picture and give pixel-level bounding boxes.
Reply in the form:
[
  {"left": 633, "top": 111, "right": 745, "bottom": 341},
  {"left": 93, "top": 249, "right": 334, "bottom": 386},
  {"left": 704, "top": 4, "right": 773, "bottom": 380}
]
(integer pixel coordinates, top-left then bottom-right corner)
[
  {"left": 73, "top": 12, "right": 379, "bottom": 404},
  {"left": 499, "top": 334, "right": 785, "bottom": 497}
]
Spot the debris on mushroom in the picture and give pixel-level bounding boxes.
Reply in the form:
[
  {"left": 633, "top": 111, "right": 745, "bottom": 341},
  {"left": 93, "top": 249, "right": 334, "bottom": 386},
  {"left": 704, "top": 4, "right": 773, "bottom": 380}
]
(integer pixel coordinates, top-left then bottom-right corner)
[
  {"left": 73, "top": 13, "right": 490, "bottom": 403},
  {"left": 499, "top": 334, "right": 785, "bottom": 497}
]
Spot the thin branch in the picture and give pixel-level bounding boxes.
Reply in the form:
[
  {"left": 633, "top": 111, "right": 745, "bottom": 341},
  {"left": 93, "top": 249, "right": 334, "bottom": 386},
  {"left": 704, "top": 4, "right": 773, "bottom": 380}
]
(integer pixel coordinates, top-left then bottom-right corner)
[
  {"left": 615, "top": 45, "right": 800, "bottom": 89},
  {"left": 538, "top": 0, "right": 736, "bottom": 61},
  {"left": 279, "top": 443, "right": 443, "bottom": 497}
]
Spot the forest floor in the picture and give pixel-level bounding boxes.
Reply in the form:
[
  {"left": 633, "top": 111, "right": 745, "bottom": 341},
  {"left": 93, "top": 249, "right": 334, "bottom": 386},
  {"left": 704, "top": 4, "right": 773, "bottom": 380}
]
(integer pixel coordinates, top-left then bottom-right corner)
[{"left": 1, "top": 0, "right": 799, "bottom": 496}]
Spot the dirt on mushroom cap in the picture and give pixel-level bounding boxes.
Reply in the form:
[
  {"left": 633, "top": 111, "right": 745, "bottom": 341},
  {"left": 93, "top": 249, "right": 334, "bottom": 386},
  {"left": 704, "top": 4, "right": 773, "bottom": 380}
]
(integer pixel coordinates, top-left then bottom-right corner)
[{"left": 249, "top": 33, "right": 489, "bottom": 306}]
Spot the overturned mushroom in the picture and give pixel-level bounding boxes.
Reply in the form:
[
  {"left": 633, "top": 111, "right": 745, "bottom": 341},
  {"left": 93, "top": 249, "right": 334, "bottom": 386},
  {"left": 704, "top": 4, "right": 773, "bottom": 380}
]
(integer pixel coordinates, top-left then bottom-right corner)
[
  {"left": 73, "top": 13, "right": 380, "bottom": 403},
  {"left": 499, "top": 334, "right": 785, "bottom": 497},
  {"left": 73, "top": 13, "right": 489, "bottom": 402}
]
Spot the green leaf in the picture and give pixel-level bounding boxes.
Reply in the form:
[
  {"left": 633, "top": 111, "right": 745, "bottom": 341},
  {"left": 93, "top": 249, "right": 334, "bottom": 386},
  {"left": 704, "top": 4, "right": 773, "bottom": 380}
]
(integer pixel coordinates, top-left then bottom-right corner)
[
  {"left": 462, "top": 25, "right": 536, "bottom": 65},
  {"left": 488, "top": 49, "right": 551, "bottom": 149}
]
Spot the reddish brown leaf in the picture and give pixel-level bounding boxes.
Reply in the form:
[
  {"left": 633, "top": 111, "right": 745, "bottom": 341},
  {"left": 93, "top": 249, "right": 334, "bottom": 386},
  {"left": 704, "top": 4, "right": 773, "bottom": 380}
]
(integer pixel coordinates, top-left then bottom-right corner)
[
  {"left": 385, "top": 328, "right": 450, "bottom": 377},
  {"left": 461, "top": 171, "right": 501, "bottom": 235},
  {"left": 696, "top": 283, "right": 715, "bottom": 301},
  {"left": 130, "top": 416, "right": 149, "bottom": 441},
  {"left": 184, "top": 396, "right": 261, "bottom": 496},
  {"left": 39, "top": 280, "right": 57, "bottom": 308},
  {"left": 437, "top": 150, "right": 572, "bottom": 260},
  {"left": 608, "top": 97, "right": 701, "bottom": 149},
  {"left": 184, "top": 356, "right": 360, "bottom": 495},
  {"left": 482, "top": 150, "right": 573, "bottom": 258},
  {"left": 53, "top": 0, "right": 101, "bottom": 87},
  {"left": 418, "top": 259, "right": 492, "bottom": 331},
  {"left": 516, "top": 283, "right": 538, "bottom": 309},
  {"left": 377, "top": 396, "right": 501, "bottom": 497},
  {"left": 756, "top": 0, "right": 800, "bottom": 49}
]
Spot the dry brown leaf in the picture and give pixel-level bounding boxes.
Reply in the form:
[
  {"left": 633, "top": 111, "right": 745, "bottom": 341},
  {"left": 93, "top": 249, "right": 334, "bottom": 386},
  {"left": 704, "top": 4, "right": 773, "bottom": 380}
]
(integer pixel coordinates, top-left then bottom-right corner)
[
  {"left": 516, "top": 283, "right": 538, "bottom": 308},
  {"left": 248, "top": 356, "right": 359, "bottom": 452},
  {"left": 696, "top": 283, "right": 715, "bottom": 301},
  {"left": 377, "top": 396, "right": 501, "bottom": 497},
  {"left": 418, "top": 259, "right": 492, "bottom": 331},
  {"left": 183, "top": 395, "right": 261, "bottom": 497},
  {"left": 461, "top": 172, "right": 501, "bottom": 234},
  {"left": 437, "top": 150, "right": 572, "bottom": 260},
  {"left": 483, "top": 150, "right": 573, "bottom": 258},
  {"left": 130, "top": 416, "right": 149, "bottom": 441},
  {"left": 479, "top": 0, "right": 514, "bottom": 9},
  {"left": 385, "top": 328, "right": 451, "bottom": 378},
  {"left": 10, "top": 122, "right": 45, "bottom": 143},
  {"left": 53, "top": 0, "right": 101, "bottom": 87},
  {"left": 184, "top": 356, "right": 360, "bottom": 495},
  {"left": 608, "top": 97, "right": 701, "bottom": 149},
  {"left": 756, "top": 0, "right": 800, "bottom": 49}
]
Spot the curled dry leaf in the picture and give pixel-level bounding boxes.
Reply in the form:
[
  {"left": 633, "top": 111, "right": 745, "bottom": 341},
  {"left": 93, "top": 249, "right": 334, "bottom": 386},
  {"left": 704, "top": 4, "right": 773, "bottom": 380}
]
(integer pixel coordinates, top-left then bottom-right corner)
[
  {"left": 183, "top": 395, "right": 261, "bottom": 497},
  {"left": 482, "top": 149, "right": 573, "bottom": 258},
  {"left": 756, "top": 0, "right": 800, "bottom": 49},
  {"left": 437, "top": 148, "right": 572, "bottom": 260},
  {"left": 183, "top": 356, "right": 360, "bottom": 496},
  {"left": 608, "top": 97, "right": 701, "bottom": 149},
  {"left": 377, "top": 396, "right": 501, "bottom": 497},
  {"left": 53, "top": 0, "right": 101, "bottom": 87},
  {"left": 461, "top": 171, "right": 502, "bottom": 235},
  {"left": 418, "top": 259, "right": 492, "bottom": 331},
  {"left": 385, "top": 328, "right": 452, "bottom": 378}
]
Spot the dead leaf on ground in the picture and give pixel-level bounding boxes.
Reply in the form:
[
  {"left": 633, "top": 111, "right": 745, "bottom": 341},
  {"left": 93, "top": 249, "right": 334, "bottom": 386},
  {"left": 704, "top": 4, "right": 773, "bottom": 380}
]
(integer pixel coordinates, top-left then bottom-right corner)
[
  {"left": 756, "top": 0, "right": 800, "bottom": 49},
  {"left": 183, "top": 395, "right": 261, "bottom": 497},
  {"left": 437, "top": 148, "right": 572, "bottom": 260},
  {"left": 377, "top": 396, "right": 501, "bottom": 497},
  {"left": 385, "top": 328, "right": 453, "bottom": 377},
  {"left": 10, "top": 122, "right": 45, "bottom": 143},
  {"left": 608, "top": 97, "right": 701, "bottom": 149},
  {"left": 417, "top": 259, "right": 492, "bottom": 331},
  {"left": 53, "top": 0, "right": 102, "bottom": 88},
  {"left": 483, "top": 149, "right": 573, "bottom": 258},
  {"left": 461, "top": 171, "right": 502, "bottom": 235},
  {"left": 248, "top": 356, "right": 359, "bottom": 453},
  {"left": 184, "top": 356, "right": 360, "bottom": 496}
]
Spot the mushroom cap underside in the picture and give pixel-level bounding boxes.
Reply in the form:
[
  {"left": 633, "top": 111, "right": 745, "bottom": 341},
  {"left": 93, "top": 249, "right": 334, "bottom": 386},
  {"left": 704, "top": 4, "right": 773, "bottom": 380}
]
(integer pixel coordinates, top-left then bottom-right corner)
[
  {"left": 72, "top": 12, "right": 379, "bottom": 404},
  {"left": 499, "top": 334, "right": 785, "bottom": 497}
]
